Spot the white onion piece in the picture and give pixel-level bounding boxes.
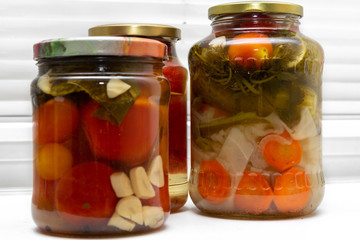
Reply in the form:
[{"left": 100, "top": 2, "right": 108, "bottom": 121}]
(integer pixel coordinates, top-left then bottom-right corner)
[
  {"left": 285, "top": 107, "right": 318, "bottom": 140},
  {"left": 216, "top": 127, "right": 254, "bottom": 177}
]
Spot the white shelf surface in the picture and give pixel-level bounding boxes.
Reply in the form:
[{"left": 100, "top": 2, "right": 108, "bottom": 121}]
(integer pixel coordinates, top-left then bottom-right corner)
[{"left": 1, "top": 182, "right": 359, "bottom": 240}]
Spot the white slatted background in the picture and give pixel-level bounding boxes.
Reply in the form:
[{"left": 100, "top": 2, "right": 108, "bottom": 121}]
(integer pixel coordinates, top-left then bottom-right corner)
[{"left": 1, "top": 0, "right": 359, "bottom": 190}]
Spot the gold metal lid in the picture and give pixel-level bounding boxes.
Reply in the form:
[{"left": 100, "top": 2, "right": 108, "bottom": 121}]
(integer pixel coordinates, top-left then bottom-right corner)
[
  {"left": 208, "top": 2, "right": 303, "bottom": 19},
  {"left": 88, "top": 23, "right": 181, "bottom": 40}
]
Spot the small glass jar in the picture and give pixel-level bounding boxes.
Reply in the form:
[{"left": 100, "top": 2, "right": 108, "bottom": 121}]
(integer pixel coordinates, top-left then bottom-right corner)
[
  {"left": 89, "top": 24, "right": 188, "bottom": 212},
  {"left": 31, "top": 37, "right": 170, "bottom": 235},
  {"left": 188, "top": 2, "right": 324, "bottom": 218}
]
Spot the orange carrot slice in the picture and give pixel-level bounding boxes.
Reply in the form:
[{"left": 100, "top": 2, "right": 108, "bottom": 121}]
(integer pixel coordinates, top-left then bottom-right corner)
[
  {"left": 197, "top": 160, "right": 231, "bottom": 205},
  {"left": 261, "top": 131, "right": 302, "bottom": 171},
  {"left": 234, "top": 171, "right": 273, "bottom": 215},
  {"left": 273, "top": 167, "right": 311, "bottom": 214}
]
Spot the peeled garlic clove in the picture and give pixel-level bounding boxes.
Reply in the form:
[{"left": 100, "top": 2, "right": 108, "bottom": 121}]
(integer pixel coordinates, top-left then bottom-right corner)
[
  {"left": 147, "top": 155, "right": 164, "bottom": 188},
  {"left": 107, "top": 78, "right": 131, "bottom": 99},
  {"left": 108, "top": 212, "right": 136, "bottom": 232},
  {"left": 110, "top": 172, "right": 134, "bottom": 198},
  {"left": 142, "top": 206, "right": 164, "bottom": 229},
  {"left": 115, "top": 196, "right": 143, "bottom": 225},
  {"left": 37, "top": 73, "right": 52, "bottom": 94},
  {"left": 130, "top": 166, "right": 155, "bottom": 199}
]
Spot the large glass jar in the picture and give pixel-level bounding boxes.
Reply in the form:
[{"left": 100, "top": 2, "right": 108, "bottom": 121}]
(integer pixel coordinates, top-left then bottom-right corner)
[
  {"left": 188, "top": 2, "right": 324, "bottom": 218},
  {"left": 89, "top": 24, "right": 188, "bottom": 212},
  {"left": 31, "top": 37, "right": 170, "bottom": 235}
]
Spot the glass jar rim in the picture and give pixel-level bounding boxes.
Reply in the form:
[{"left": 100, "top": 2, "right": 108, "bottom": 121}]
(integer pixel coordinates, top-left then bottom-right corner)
[
  {"left": 88, "top": 23, "right": 181, "bottom": 40},
  {"left": 208, "top": 2, "right": 303, "bottom": 19},
  {"left": 33, "top": 36, "right": 166, "bottom": 60}
]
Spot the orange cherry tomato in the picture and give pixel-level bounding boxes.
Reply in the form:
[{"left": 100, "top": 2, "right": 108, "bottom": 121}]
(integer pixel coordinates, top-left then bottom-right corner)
[
  {"left": 197, "top": 160, "right": 231, "bottom": 205},
  {"left": 273, "top": 167, "right": 311, "bottom": 214},
  {"left": 262, "top": 132, "right": 302, "bottom": 172},
  {"left": 81, "top": 98, "right": 159, "bottom": 167},
  {"left": 36, "top": 143, "right": 73, "bottom": 180},
  {"left": 228, "top": 32, "right": 273, "bottom": 69},
  {"left": 234, "top": 171, "right": 273, "bottom": 215},
  {"left": 55, "top": 162, "right": 117, "bottom": 228},
  {"left": 34, "top": 98, "right": 79, "bottom": 145}
]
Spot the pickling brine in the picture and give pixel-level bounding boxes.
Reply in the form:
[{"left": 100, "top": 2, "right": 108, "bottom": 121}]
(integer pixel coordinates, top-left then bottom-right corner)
[
  {"left": 31, "top": 37, "right": 170, "bottom": 235},
  {"left": 189, "top": 2, "right": 324, "bottom": 218},
  {"left": 89, "top": 24, "right": 189, "bottom": 211}
]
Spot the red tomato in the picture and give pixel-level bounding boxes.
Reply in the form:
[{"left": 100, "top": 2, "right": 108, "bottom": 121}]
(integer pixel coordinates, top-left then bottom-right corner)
[
  {"left": 81, "top": 98, "right": 159, "bottom": 167},
  {"left": 34, "top": 98, "right": 79, "bottom": 145},
  {"left": 168, "top": 94, "right": 187, "bottom": 173},
  {"left": 55, "top": 162, "right": 117, "bottom": 227},
  {"left": 228, "top": 32, "right": 273, "bottom": 69},
  {"left": 163, "top": 65, "right": 187, "bottom": 94},
  {"left": 62, "top": 127, "right": 95, "bottom": 165}
]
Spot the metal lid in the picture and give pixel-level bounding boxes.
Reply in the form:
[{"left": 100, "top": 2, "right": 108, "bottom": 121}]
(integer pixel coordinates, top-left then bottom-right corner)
[
  {"left": 33, "top": 36, "right": 166, "bottom": 60},
  {"left": 88, "top": 23, "right": 181, "bottom": 40},
  {"left": 208, "top": 2, "right": 303, "bottom": 19}
]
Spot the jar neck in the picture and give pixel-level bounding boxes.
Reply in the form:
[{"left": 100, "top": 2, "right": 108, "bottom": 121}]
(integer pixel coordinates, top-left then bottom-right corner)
[
  {"left": 36, "top": 56, "right": 164, "bottom": 76},
  {"left": 151, "top": 37, "right": 178, "bottom": 59},
  {"left": 211, "top": 12, "right": 301, "bottom": 34}
]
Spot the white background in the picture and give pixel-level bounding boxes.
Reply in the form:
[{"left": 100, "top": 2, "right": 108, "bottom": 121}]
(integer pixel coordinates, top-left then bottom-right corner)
[
  {"left": 1, "top": 0, "right": 360, "bottom": 189},
  {"left": 1, "top": 1, "right": 360, "bottom": 239}
]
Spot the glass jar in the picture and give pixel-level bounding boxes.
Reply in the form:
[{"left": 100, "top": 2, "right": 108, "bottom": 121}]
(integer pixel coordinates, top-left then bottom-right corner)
[
  {"left": 89, "top": 24, "right": 188, "bottom": 212},
  {"left": 31, "top": 37, "right": 170, "bottom": 235},
  {"left": 188, "top": 2, "right": 324, "bottom": 218}
]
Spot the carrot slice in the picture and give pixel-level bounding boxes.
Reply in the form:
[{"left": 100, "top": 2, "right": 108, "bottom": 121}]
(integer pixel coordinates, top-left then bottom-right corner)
[
  {"left": 234, "top": 171, "right": 273, "bottom": 215},
  {"left": 273, "top": 167, "right": 311, "bottom": 214},
  {"left": 197, "top": 160, "right": 231, "bottom": 205},
  {"left": 261, "top": 131, "right": 302, "bottom": 171}
]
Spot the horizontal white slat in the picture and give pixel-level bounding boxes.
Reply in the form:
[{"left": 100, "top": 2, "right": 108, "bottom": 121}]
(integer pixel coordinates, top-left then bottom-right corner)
[
  {"left": 323, "top": 155, "right": 360, "bottom": 183},
  {"left": 0, "top": 160, "right": 32, "bottom": 189},
  {"left": 0, "top": 122, "right": 32, "bottom": 142},
  {"left": 323, "top": 64, "right": 360, "bottom": 83},
  {"left": 0, "top": 101, "right": 32, "bottom": 116},
  {"left": 0, "top": 80, "right": 32, "bottom": 100},
  {"left": 323, "top": 100, "right": 360, "bottom": 116},
  {"left": 323, "top": 82, "right": 360, "bottom": 100},
  {"left": 0, "top": 60, "right": 37, "bottom": 80},
  {"left": 323, "top": 119, "right": 360, "bottom": 138},
  {"left": 1, "top": 1, "right": 185, "bottom": 23},
  {"left": 0, "top": 142, "right": 32, "bottom": 160}
]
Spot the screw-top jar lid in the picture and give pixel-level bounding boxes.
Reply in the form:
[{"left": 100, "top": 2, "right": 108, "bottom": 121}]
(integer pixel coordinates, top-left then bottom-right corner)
[
  {"left": 88, "top": 24, "right": 181, "bottom": 40},
  {"left": 33, "top": 36, "right": 166, "bottom": 60},
  {"left": 208, "top": 2, "right": 303, "bottom": 19}
]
